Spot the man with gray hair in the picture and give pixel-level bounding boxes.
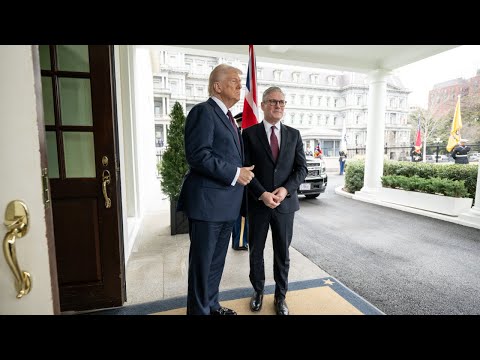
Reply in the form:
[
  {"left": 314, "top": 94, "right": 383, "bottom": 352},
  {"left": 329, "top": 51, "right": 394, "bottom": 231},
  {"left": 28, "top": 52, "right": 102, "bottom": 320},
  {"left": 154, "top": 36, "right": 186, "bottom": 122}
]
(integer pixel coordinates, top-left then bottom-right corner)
[{"left": 242, "top": 86, "right": 308, "bottom": 315}]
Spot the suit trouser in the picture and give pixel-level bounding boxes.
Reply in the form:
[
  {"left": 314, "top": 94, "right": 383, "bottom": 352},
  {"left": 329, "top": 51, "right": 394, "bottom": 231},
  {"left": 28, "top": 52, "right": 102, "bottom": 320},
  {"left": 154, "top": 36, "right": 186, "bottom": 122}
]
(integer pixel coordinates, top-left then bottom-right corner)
[
  {"left": 248, "top": 208, "right": 294, "bottom": 300},
  {"left": 187, "top": 219, "right": 234, "bottom": 315}
]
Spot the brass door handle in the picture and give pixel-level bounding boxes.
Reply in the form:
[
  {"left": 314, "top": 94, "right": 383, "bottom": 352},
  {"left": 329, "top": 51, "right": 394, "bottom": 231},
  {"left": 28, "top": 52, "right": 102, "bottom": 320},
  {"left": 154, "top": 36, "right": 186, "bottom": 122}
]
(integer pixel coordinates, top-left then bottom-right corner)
[
  {"left": 102, "top": 170, "right": 112, "bottom": 209},
  {"left": 3, "top": 200, "right": 32, "bottom": 299}
]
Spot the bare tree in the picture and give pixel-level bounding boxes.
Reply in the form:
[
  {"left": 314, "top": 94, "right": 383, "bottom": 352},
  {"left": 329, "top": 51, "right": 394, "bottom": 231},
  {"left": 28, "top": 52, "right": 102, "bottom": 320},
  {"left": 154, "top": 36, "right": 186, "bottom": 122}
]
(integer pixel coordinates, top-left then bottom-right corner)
[{"left": 409, "top": 107, "right": 444, "bottom": 161}]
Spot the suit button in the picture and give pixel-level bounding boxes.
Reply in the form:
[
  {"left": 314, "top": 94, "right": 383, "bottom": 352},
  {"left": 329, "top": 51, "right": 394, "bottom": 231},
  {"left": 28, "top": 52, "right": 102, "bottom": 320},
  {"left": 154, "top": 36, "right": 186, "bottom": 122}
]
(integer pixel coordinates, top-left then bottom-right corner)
[{"left": 274, "top": 169, "right": 278, "bottom": 172}]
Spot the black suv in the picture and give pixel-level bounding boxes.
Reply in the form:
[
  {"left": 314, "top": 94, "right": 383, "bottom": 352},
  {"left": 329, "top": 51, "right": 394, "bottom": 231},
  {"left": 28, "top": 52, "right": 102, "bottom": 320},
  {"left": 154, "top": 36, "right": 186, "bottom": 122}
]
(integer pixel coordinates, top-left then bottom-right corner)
[{"left": 297, "top": 156, "right": 328, "bottom": 199}]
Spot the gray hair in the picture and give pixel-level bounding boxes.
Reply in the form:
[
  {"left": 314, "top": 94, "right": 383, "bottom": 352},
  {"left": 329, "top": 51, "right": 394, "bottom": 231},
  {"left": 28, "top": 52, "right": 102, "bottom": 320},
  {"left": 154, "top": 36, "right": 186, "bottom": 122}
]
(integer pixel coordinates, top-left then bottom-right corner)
[
  {"left": 262, "top": 86, "right": 285, "bottom": 102},
  {"left": 208, "top": 64, "right": 242, "bottom": 96}
]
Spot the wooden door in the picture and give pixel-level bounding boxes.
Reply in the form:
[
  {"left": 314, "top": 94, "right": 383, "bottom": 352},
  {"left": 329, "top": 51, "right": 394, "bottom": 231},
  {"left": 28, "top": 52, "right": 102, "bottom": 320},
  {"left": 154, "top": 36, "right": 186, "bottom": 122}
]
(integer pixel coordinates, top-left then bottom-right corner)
[
  {"left": 0, "top": 46, "right": 59, "bottom": 314},
  {"left": 40, "top": 45, "right": 125, "bottom": 311}
]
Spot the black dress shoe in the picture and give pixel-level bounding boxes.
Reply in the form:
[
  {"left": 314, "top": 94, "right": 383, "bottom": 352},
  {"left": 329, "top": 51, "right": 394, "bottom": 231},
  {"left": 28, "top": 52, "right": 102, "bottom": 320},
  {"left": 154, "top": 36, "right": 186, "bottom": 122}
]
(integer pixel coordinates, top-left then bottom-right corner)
[
  {"left": 233, "top": 245, "right": 248, "bottom": 251},
  {"left": 250, "top": 291, "right": 264, "bottom": 312},
  {"left": 274, "top": 298, "right": 289, "bottom": 315},
  {"left": 210, "top": 306, "right": 237, "bottom": 315}
]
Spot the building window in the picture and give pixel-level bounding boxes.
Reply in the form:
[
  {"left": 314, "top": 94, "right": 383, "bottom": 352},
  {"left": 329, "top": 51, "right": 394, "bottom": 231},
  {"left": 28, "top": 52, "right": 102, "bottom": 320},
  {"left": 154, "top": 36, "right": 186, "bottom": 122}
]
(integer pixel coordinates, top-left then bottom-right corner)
[
  {"left": 357, "top": 95, "right": 362, "bottom": 106},
  {"left": 168, "top": 55, "right": 177, "bottom": 66},
  {"left": 207, "top": 61, "right": 217, "bottom": 73},
  {"left": 257, "top": 68, "right": 263, "bottom": 79},
  {"left": 274, "top": 70, "right": 282, "bottom": 81},
  {"left": 390, "top": 113, "right": 397, "bottom": 124},
  {"left": 154, "top": 100, "right": 164, "bottom": 116},
  {"left": 155, "top": 124, "right": 164, "bottom": 148},
  {"left": 327, "top": 76, "right": 336, "bottom": 86},
  {"left": 169, "top": 80, "right": 178, "bottom": 95}
]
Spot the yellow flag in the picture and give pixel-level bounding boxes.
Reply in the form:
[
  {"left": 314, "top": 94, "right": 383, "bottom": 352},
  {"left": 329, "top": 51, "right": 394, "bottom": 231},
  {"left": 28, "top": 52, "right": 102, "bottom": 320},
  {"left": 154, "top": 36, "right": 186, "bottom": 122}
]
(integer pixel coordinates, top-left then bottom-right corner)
[{"left": 446, "top": 96, "right": 462, "bottom": 152}]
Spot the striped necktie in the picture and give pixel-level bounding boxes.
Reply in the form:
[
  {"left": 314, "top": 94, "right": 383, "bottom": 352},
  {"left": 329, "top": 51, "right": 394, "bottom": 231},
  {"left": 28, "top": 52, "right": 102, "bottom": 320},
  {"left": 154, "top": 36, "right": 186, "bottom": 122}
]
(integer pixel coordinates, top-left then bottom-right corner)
[{"left": 227, "top": 110, "right": 240, "bottom": 143}]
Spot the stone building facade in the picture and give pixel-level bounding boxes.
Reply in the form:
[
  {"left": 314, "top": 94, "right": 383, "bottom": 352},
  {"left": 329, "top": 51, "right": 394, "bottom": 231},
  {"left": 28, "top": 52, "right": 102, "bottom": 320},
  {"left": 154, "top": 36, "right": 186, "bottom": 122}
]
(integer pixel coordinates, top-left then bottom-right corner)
[
  {"left": 428, "top": 70, "right": 480, "bottom": 118},
  {"left": 151, "top": 48, "right": 411, "bottom": 159}
]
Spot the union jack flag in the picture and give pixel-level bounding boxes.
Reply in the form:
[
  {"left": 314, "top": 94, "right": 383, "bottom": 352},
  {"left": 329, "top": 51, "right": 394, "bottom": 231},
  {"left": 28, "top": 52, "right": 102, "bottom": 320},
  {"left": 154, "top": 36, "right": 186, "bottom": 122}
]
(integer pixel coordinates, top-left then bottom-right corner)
[{"left": 242, "top": 45, "right": 259, "bottom": 129}]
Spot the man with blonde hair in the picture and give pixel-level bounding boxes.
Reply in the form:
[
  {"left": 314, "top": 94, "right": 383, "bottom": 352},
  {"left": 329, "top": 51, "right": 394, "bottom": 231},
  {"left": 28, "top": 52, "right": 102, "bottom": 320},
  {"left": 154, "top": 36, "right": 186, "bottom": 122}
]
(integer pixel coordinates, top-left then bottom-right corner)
[{"left": 178, "top": 64, "right": 255, "bottom": 315}]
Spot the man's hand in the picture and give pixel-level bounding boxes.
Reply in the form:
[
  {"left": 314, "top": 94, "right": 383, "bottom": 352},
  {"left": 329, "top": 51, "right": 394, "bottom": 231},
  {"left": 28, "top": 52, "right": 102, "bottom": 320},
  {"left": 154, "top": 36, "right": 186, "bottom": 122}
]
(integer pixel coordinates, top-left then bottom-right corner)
[
  {"left": 237, "top": 165, "right": 255, "bottom": 185},
  {"left": 272, "top": 187, "right": 288, "bottom": 202},
  {"left": 260, "top": 191, "right": 281, "bottom": 209}
]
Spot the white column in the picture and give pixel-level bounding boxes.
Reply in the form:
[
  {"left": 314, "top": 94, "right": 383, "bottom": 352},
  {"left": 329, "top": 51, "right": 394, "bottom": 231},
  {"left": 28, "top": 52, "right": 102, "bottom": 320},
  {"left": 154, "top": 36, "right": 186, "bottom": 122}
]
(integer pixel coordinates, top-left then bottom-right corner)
[
  {"left": 356, "top": 69, "right": 390, "bottom": 199},
  {"left": 459, "top": 165, "right": 480, "bottom": 226},
  {"left": 134, "top": 48, "right": 158, "bottom": 213}
]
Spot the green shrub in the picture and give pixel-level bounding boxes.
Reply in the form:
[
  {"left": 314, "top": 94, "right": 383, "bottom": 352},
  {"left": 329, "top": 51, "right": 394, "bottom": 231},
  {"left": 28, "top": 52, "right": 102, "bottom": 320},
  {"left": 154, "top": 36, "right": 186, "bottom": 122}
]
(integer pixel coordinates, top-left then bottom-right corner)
[
  {"left": 160, "top": 102, "right": 188, "bottom": 199},
  {"left": 344, "top": 160, "right": 365, "bottom": 193},
  {"left": 381, "top": 175, "right": 469, "bottom": 198},
  {"left": 344, "top": 160, "right": 477, "bottom": 201}
]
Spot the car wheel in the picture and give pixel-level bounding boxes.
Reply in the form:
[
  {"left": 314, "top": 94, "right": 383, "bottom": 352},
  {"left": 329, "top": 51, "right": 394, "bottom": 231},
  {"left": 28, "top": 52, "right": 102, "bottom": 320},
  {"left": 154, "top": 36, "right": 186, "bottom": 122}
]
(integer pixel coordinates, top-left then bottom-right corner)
[{"left": 305, "top": 194, "right": 320, "bottom": 199}]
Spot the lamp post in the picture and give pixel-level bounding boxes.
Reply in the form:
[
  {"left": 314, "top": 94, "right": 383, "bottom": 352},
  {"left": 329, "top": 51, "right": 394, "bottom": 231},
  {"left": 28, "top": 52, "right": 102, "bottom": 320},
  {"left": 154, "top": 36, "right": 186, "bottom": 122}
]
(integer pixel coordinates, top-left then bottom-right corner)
[{"left": 434, "top": 137, "right": 442, "bottom": 163}]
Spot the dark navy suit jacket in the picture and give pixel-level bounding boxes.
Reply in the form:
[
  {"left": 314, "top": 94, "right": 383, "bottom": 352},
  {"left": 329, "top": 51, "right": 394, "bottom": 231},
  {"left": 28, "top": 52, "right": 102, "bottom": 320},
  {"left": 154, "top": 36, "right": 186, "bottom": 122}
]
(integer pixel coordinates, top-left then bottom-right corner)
[
  {"left": 242, "top": 121, "right": 307, "bottom": 214},
  {"left": 178, "top": 98, "right": 244, "bottom": 222}
]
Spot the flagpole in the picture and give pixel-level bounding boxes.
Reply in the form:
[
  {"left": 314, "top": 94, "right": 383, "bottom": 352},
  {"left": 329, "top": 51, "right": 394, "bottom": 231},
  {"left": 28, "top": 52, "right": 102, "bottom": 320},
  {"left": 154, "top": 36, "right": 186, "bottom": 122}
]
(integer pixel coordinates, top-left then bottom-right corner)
[{"left": 340, "top": 118, "right": 347, "bottom": 152}]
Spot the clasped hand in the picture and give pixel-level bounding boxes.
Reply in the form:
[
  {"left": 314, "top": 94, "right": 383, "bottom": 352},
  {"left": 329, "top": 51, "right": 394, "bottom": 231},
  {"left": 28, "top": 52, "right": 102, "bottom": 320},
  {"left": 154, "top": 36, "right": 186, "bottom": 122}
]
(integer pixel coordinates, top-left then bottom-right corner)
[{"left": 261, "top": 187, "right": 288, "bottom": 209}]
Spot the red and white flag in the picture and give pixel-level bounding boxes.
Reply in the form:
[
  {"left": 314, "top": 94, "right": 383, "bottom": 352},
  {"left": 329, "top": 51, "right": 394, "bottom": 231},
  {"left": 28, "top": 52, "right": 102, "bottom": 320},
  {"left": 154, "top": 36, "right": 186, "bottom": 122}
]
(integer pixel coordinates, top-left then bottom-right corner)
[
  {"left": 242, "top": 45, "right": 259, "bottom": 129},
  {"left": 415, "top": 118, "right": 422, "bottom": 149}
]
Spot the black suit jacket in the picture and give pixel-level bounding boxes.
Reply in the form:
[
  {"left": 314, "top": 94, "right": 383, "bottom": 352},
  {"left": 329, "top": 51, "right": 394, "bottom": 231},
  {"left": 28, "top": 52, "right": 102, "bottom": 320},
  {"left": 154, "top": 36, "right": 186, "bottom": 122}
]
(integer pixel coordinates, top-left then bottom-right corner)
[
  {"left": 242, "top": 121, "right": 307, "bottom": 214},
  {"left": 177, "top": 98, "right": 244, "bottom": 221}
]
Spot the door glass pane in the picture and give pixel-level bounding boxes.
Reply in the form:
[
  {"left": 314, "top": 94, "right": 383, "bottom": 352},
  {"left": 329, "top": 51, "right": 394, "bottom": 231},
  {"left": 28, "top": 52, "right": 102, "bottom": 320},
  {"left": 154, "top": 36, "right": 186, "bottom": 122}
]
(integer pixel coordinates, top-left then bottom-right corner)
[
  {"left": 57, "top": 45, "right": 89, "bottom": 72},
  {"left": 41, "top": 76, "right": 55, "bottom": 125},
  {"left": 46, "top": 132, "right": 59, "bottom": 178},
  {"left": 59, "top": 78, "right": 93, "bottom": 126},
  {"left": 39, "top": 45, "right": 51, "bottom": 70},
  {"left": 63, "top": 132, "right": 96, "bottom": 178}
]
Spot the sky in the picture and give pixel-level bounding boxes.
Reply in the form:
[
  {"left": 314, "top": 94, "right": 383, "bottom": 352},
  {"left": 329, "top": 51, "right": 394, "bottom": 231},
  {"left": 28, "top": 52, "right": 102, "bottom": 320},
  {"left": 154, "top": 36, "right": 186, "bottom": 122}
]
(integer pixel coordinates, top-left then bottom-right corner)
[{"left": 394, "top": 45, "right": 480, "bottom": 108}]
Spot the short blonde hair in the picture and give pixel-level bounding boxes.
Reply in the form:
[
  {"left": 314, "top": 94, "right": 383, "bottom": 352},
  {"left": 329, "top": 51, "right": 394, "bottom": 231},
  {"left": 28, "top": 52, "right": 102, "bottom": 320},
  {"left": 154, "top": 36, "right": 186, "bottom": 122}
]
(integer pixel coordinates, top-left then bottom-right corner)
[{"left": 208, "top": 64, "right": 242, "bottom": 96}]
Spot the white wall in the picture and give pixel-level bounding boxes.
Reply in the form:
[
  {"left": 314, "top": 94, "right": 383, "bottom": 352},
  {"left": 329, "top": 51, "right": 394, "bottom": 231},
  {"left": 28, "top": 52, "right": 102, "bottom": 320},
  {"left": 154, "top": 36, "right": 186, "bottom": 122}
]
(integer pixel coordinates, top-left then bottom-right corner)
[{"left": 0, "top": 46, "right": 55, "bottom": 314}]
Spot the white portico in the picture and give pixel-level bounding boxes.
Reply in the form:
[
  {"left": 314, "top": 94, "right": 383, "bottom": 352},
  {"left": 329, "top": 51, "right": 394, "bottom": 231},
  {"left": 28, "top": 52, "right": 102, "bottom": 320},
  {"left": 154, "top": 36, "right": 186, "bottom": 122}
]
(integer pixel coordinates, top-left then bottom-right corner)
[{"left": 161, "top": 45, "right": 479, "bottom": 227}]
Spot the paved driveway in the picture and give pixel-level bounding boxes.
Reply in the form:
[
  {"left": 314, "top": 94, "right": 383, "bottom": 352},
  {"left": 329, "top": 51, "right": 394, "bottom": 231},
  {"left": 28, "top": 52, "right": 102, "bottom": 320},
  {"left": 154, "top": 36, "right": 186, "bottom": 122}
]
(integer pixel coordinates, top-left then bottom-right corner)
[{"left": 293, "top": 173, "right": 480, "bottom": 315}]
